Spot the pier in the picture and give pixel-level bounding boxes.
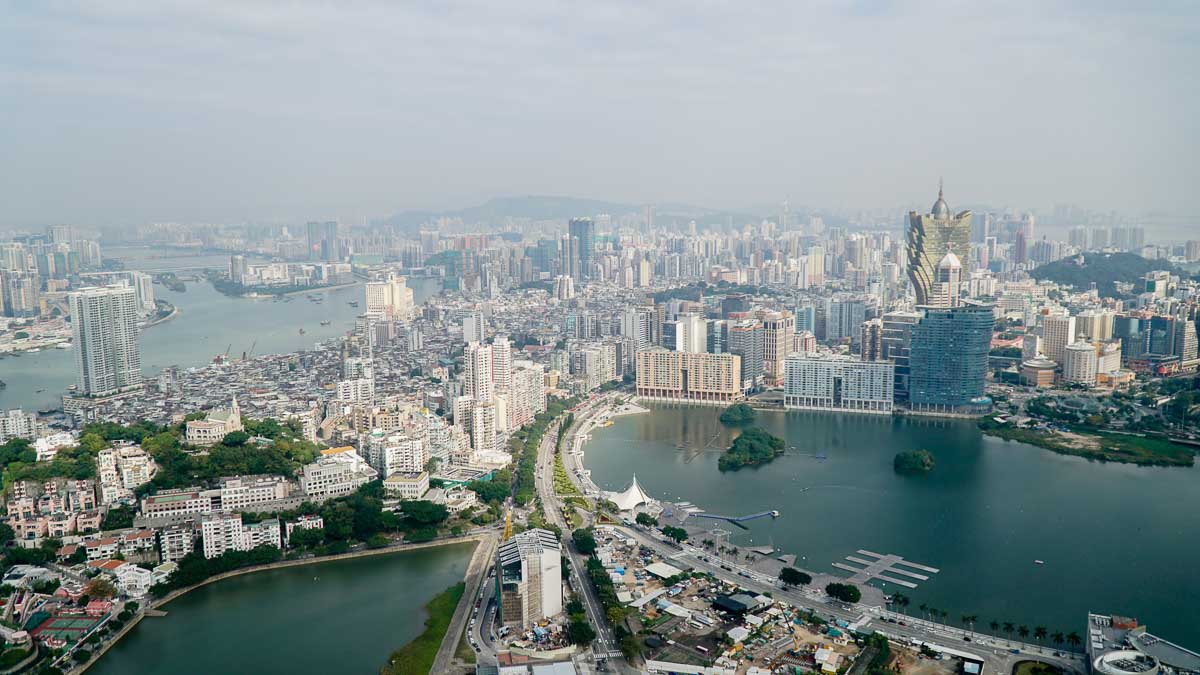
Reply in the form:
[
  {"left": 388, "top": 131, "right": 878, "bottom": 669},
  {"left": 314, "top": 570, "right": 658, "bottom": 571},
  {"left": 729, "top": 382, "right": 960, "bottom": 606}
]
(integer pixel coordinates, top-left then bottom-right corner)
[{"left": 832, "top": 549, "right": 940, "bottom": 589}]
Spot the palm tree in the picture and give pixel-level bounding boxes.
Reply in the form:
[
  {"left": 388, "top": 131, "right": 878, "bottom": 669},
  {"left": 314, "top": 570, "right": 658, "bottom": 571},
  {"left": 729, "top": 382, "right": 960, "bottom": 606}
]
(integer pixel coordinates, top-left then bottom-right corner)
[
  {"left": 1003, "top": 622, "right": 1015, "bottom": 642},
  {"left": 1067, "top": 632, "right": 1082, "bottom": 650},
  {"left": 1018, "top": 625, "right": 1030, "bottom": 641},
  {"left": 941, "top": 610, "right": 949, "bottom": 624},
  {"left": 919, "top": 604, "right": 928, "bottom": 620},
  {"left": 1052, "top": 631, "right": 1065, "bottom": 647},
  {"left": 1035, "top": 626, "right": 1048, "bottom": 643},
  {"left": 990, "top": 620, "right": 1001, "bottom": 634}
]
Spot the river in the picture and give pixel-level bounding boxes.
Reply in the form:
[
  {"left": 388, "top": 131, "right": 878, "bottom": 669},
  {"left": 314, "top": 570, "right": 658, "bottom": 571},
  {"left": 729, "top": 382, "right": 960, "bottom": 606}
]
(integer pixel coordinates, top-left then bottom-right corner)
[
  {"left": 88, "top": 543, "right": 474, "bottom": 675},
  {"left": 0, "top": 246, "right": 442, "bottom": 412},
  {"left": 584, "top": 404, "right": 1200, "bottom": 647}
]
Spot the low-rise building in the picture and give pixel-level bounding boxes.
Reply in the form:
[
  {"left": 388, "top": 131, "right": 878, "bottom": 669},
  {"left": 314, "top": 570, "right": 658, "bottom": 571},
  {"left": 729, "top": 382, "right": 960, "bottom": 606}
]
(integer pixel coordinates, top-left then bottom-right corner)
[
  {"left": 115, "top": 563, "right": 154, "bottom": 598},
  {"left": 284, "top": 515, "right": 323, "bottom": 546},
  {"left": 299, "top": 451, "right": 378, "bottom": 500},
  {"left": 383, "top": 471, "right": 429, "bottom": 500},
  {"left": 141, "top": 488, "right": 209, "bottom": 520}
]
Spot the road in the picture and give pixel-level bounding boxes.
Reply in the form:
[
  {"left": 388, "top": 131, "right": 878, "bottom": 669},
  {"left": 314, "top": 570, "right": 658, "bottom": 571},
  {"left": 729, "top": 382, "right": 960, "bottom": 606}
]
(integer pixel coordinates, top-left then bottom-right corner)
[
  {"left": 429, "top": 531, "right": 498, "bottom": 675},
  {"left": 534, "top": 398, "right": 629, "bottom": 669},
  {"left": 551, "top": 391, "right": 1088, "bottom": 675}
]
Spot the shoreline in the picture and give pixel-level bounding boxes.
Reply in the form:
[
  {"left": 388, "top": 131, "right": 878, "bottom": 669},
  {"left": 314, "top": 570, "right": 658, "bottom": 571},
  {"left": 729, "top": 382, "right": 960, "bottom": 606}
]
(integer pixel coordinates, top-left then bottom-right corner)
[
  {"left": 978, "top": 421, "right": 1195, "bottom": 467},
  {"left": 72, "top": 535, "right": 483, "bottom": 675},
  {"left": 142, "top": 302, "right": 180, "bottom": 329},
  {"left": 219, "top": 279, "right": 362, "bottom": 299}
]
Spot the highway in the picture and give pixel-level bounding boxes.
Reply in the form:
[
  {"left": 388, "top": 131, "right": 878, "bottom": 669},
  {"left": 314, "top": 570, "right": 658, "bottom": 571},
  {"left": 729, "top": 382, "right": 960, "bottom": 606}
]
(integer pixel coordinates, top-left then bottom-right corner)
[
  {"left": 534, "top": 401, "right": 629, "bottom": 669},
  {"left": 548, "top": 391, "right": 1089, "bottom": 675}
]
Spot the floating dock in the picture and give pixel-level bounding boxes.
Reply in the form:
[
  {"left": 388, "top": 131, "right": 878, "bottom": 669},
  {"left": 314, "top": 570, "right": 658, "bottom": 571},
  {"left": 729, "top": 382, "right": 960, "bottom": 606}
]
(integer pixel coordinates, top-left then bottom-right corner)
[{"left": 832, "top": 549, "right": 940, "bottom": 589}]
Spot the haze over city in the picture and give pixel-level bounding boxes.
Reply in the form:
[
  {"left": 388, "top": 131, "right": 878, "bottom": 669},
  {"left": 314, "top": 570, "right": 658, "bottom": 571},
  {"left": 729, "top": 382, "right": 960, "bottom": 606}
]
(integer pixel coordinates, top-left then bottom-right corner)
[{"left": 3, "top": 1, "right": 1199, "bottom": 227}]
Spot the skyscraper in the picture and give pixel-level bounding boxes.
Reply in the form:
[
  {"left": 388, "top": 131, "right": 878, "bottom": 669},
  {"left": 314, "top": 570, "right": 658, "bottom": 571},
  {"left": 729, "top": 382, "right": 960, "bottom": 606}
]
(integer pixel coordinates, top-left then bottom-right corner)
[
  {"left": 908, "top": 303, "right": 994, "bottom": 413},
  {"left": 906, "top": 182, "right": 973, "bottom": 305},
  {"left": 70, "top": 285, "right": 142, "bottom": 396},
  {"left": 568, "top": 217, "right": 595, "bottom": 280},
  {"left": 463, "top": 341, "right": 494, "bottom": 403}
]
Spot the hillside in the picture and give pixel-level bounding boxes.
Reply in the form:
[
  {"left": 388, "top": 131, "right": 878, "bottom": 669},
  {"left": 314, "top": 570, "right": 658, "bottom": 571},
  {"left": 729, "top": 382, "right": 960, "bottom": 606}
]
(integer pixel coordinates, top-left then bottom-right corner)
[
  {"left": 1030, "top": 252, "right": 1179, "bottom": 298},
  {"left": 374, "top": 195, "right": 759, "bottom": 232}
]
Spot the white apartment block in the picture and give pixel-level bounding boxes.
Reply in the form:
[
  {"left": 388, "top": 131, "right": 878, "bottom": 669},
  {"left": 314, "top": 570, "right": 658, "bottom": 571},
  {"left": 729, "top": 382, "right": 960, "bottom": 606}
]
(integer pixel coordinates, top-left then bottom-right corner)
[
  {"left": 0, "top": 409, "right": 42, "bottom": 444},
  {"left": 784, "top": 353, "right": 895, "bottom": 414},
  {"left": 141, "top": 488, "right": 209, "bottom": 520},
  {"left": 284, "top": 515, "right": 324, "bottom": 546},
  {"left": 201, "top": 512, "right": 281, "bottom": 559},
  {"left": 159, "top": 524, "right": 196, "bottom": 563}
]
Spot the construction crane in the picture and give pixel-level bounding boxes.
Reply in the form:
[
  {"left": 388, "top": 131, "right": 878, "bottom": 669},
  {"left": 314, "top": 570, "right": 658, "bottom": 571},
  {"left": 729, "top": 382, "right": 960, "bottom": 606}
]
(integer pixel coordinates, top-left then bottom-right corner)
[{"left": 244, "top": 339, "right": 257, "bottom": 361}]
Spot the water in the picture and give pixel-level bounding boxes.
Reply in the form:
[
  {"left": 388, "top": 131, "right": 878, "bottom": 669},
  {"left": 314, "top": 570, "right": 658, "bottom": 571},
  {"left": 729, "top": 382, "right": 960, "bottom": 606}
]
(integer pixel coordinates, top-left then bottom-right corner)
[
  {"left": 585, "top": 404, "right": 1200, "bottom": 646},
  {"left": 89, "top": 543, "right": 474, "bottom": 675},
  {"left": 0, "top": 248, "right": 442, "bottom": 412}
]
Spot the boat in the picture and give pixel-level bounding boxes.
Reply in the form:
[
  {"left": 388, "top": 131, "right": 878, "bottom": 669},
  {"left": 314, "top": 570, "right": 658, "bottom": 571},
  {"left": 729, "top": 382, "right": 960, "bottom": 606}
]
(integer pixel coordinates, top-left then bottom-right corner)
[
  {"left": 27, "top": 348, "right": 40, "bottom": 353},
  {"left": 0, "top": 380, "right": 6, "bottom": 389},
  {"left": 56, "top": 343, "right": 71, "bottom": 349},
  {"left": 298, "top": 328, "right": 306, "bottom": 335},
  {"left": 36, "top": 389, "right": 44, "bottom": 393},
  {"left": 320, "top": 320, "right": 331, "bottom": 326},
  {"left": 347, "top": 301, "right": 359, "bottom": 307},
  {"left": 1034, "top": 560, "right": 1045, "bottom": 565}
]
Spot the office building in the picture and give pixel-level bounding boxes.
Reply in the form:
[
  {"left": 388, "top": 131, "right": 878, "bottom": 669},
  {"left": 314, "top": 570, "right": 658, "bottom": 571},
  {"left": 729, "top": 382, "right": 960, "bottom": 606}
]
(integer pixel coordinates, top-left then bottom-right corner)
[
  {"left": 881, "top": 311, "right": 921, "bottom": 402},
  {"left": 497, "top": 528, "right": 563, "bottom": 628},
  {"left": 69, "top": 285, "right": 143, "bottom": 396},
  {"left": 568, "top": 217, "right": 595, "bottom": 280},
  {"left": 908, "top": 304, "right": 994, "bottom": 414},
  {"left": 906, "top": 182, "right": 973, "bottom": 305},
  {"left": 784, "top": 353, "right": 894, "bottom": 414},
  {"left": 635, "top": 349, "right": 743, "bottom": 404}
]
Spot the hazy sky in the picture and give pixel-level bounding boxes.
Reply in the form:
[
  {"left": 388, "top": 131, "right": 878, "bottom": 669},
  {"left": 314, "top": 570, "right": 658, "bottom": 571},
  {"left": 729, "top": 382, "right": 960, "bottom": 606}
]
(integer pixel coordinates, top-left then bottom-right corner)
[{"left": 2, "top": 1, "right": 1197, "bottom": 227}]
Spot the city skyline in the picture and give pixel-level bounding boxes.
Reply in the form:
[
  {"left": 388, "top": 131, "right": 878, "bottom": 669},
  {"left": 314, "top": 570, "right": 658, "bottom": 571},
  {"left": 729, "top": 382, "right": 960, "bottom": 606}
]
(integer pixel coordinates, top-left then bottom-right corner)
[{"left": 2, "top": 3, "right": 1198, "bottom": 227}]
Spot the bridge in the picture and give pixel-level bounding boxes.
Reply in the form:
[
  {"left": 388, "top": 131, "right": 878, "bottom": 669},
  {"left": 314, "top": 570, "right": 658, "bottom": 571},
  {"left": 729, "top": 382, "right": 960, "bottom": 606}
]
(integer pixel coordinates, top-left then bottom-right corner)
[{"left": 688, "top": 510, "right": 780, "bottom": 530}]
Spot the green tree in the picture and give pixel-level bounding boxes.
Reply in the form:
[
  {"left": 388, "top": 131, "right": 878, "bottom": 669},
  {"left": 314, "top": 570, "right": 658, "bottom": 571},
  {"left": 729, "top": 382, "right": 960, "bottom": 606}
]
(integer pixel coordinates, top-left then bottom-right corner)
[
  {"left": 1018, "top": 625, "right": 1030, "bottom": 640},
  {"left": 1035, "top": 626, "right": 1048, "bottom": 642},
  {"left": 222, "top": 430, "right": 251, "bottom": 446},
  {"left": 779, "top": 567, "right": 812, "bottom": 587},
  {"left": 634, "top": 512, "right": 658, "bottom": 527},
  {"left": 571, "top": 528, "right": 597, "bottom": 555},
  {"left": 824, "top": 583, "right": 861, "bottom": 603},
  {"left": 660, "top": 526, "right": 687, "bottom": 542},
  {"left": 567, "top": 618, "right": 596, "bottom": 645},
  {"left": 718, "top": 403, "right": 756, "bottom": 426}
]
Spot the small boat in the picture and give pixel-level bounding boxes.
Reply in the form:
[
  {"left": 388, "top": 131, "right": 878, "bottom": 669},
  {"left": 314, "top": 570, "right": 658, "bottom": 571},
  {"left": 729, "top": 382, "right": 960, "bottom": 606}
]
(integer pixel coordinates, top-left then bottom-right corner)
[
  {"left": 36, "top": 389, "right": 45, "bottom": 393},
  {"left": 320, "top": 320, "right": 331, "bottom": 326},
  {"left": 298, "top": 328, "right": 306, "bottom": 335},
  {"left": 347, "top": 301, "right": 359, "bottom": 307},
  {"left": 0, "top": 380, "right": 6, "bottom": 388},
  {"left": 1034, "top": 560, "right": 1045, "bottom": 565},
  {"left": 27, "top": 348, "right": 40, "bottom": 353},
  {"left": 56, "top": 343, "right": 71, "bottom": 349}
]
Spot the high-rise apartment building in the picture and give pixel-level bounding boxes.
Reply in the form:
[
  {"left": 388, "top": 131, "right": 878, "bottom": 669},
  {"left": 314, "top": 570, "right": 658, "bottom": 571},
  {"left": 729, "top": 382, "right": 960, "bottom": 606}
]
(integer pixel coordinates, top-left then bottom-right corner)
[
  {"left": 364, "top": 273, "right": 414, "bottom": 320},
  {"left": 463, "top": 341, "right": 495, "bottom": 403},
  {"left": 906, "top": 183, "right": 973, "bottom": 305},
  {"left": 676, "top": 313, "right": 707, "bottom": 353},
  {"left": 728, "top": 320, "right": 764, "bottom": 391},
  {"left": 70, "top": 285, "right": 142, "bottom": 396}
]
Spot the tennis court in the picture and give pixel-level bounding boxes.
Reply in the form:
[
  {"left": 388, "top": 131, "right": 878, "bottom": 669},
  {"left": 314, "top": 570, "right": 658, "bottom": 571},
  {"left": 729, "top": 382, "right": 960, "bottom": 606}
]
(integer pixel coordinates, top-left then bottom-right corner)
[{"left": 31, "top": 616, "right": 99, "bottom": 642}]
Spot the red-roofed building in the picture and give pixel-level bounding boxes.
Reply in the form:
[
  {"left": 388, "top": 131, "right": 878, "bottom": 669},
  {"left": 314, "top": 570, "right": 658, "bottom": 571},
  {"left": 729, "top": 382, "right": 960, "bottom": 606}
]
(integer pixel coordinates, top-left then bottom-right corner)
[{"left": 85, "top": 599, "right": 113, "bottom": 617}]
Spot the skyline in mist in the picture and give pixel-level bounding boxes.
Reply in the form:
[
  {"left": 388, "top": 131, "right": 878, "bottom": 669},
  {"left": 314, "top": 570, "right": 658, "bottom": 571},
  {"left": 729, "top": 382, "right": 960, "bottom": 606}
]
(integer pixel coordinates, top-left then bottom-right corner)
[{"left": 2, "top": 1, "right": 1197, "bottom": 228}]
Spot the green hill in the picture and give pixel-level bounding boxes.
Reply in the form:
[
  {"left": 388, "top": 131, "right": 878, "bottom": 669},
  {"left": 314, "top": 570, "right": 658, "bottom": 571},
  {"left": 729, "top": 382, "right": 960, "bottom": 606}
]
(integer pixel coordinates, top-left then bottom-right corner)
[{"left": 1030, "top": 252, "right": 1179, "bottom": 298}]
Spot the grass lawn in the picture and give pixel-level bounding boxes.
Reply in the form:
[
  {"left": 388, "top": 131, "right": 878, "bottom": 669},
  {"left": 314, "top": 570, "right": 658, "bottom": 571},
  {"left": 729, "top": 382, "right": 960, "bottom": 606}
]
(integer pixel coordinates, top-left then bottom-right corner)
[
  {"left": 1013, "top": 661, "right": 1063, "bottom": 675},
  {"left": 981, "top": 422, "right": 1194, "bottom": 466},
  {"left": 455, "top": 630, "right": 476, "bottom": 665},
  {"left": 380, "top": 581, "right": 465, "bottom": 675}
]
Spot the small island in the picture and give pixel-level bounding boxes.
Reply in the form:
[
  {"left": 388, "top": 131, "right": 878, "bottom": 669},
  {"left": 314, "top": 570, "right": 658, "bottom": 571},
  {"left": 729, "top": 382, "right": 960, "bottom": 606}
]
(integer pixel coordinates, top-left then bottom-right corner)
[
  {"left": 718, "top": 403, "right": 756, "bottom": 426},
  {"left": 894, "top": 449, "right": 936, "bottom": 474},
  {"left": 718, "top": 427, "right": 785, "bottom": 472}
]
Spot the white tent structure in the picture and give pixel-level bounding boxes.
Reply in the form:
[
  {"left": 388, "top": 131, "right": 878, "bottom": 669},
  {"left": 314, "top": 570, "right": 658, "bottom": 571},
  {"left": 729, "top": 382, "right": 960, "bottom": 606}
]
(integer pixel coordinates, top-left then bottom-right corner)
[{"left": 608, "top": 475, "right": 653, "bottom": 512}]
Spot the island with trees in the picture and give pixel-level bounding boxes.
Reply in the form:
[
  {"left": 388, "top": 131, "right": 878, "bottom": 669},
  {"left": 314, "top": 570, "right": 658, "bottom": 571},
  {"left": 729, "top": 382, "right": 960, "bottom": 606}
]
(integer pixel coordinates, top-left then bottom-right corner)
[
  {"left": 893, "top": 449, "right": 936, "bottom": 474},
  {"left": 718, "top": 403, "right": 756, "bottom": 426},
  {"left": 718, "top": 427, "right": 785, "bottom": 471}
]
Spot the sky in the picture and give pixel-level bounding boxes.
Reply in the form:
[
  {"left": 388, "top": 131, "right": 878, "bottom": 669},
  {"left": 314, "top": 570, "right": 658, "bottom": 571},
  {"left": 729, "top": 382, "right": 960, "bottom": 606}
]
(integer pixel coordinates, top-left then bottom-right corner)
[{"left": 1, "top": 1, "right": 1197, "bottom": 228}]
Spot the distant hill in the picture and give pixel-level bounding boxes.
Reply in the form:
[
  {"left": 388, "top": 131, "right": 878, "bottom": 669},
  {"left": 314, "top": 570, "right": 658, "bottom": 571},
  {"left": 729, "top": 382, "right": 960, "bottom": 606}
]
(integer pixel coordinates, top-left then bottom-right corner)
[
  {"left": 375, "top": 195, "right": 759, "bottom": 231},
  {"left": 1030, "top": 252, "right": 1180, "bottom": 298}
]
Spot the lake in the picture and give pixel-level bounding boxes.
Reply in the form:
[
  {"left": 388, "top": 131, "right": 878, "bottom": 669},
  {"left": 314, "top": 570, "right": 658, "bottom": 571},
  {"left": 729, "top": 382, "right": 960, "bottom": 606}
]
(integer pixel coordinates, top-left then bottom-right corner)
[
  {"left": 584, "top": 404, "right": 1200, "bottom": 646},
  {"left": 89, "top": 543, "right": 474, "bottom": 675}
]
